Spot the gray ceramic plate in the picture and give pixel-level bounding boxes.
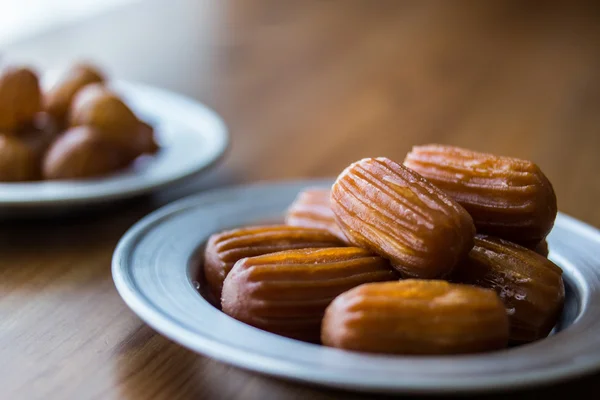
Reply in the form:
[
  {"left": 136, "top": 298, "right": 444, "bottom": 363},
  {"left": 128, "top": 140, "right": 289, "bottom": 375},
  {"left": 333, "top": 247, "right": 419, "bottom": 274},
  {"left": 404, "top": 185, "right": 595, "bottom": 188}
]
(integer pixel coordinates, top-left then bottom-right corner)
[
  {"left": 112, "top": 180, "right": 600, "bottom": 394},
  {"left": 0, "top": 80, "right": 228, "bottom": 216}
]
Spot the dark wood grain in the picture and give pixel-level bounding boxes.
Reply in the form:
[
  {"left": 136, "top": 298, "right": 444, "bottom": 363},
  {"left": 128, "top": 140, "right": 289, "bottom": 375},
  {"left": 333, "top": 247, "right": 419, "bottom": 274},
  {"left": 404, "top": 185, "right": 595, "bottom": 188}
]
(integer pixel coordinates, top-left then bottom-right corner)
[{"left": 1, "top": 0, "right": 600, "bottom": 398}]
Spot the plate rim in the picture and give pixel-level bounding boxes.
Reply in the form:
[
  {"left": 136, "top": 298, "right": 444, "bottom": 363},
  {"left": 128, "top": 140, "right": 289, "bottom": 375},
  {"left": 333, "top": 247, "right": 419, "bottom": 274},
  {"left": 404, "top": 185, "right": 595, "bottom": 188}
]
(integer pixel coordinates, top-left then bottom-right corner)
[
  {"left": 112, "top": 179, "right": 600, "bottom": 394},
  {"left": 0, "top": 80, "right": 229, "bottom": 208}
]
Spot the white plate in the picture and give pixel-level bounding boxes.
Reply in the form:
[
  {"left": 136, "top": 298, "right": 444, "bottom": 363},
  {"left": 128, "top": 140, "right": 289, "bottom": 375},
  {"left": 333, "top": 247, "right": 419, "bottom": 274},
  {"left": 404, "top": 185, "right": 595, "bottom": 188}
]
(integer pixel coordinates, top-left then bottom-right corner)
[
  {"left": 112, "top": 180, "right": 600, "bottom": 394},
  {"left": 0, "top": 80, "right": 228, "bottom": 215}
]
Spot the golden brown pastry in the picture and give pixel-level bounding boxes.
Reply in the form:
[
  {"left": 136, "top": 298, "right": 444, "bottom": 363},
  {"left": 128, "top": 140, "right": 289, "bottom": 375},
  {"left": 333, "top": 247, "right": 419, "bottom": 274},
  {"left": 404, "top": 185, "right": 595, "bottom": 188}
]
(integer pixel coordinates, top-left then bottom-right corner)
[
  {"left": 321, "top": 279, "right": 509, "bottom": 354},
  {"left": 330, "top": 157, "right": 475, "bottom": 279},
  {"left": 451, "top": 235, "right": 564, "bottom": 343},
  {"left": 285, "top": 188, "right": 347, "bottom": 241},
  {"left": 131, "top": 121, "right": 159, "bottom": 157},
  {"left": 404, "top": 144, "right": 557, "bottom": 243},
  {"left": 18, "top": 113, "right": 61, "bottom": 159},
  {"left": 45, "top": 63, "right": 104, "bottom": 125},
  {"left": 534, "top": 239, "right": 549, "bottom": 257},
  {"left": 69, "top": 84, "right": 139, "bottom": 146},
  {"left": 0, "top": 134, "right": 39, "bottom": 181},
  {"left": 204, "top": 225, "right": 344, "bottom": 299},
  {"left": 521, "top": 239, "right": 549, "bottom": 257},
  {"left": 221, "top": 247, "right": 397, "bottom": 342},
  {"left": 42, "top": 126, "right": 129, "bottom": 180},
  {"left": 0, "top": 67, "right": 42, "bottom": 132}
]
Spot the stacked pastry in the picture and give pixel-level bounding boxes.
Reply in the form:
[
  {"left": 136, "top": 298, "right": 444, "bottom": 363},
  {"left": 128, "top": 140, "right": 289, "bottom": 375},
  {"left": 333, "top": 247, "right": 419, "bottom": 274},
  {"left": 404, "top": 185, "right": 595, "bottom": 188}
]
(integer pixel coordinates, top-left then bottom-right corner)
[
  {"left": 203, "top": 145, "right": 564, "bottom": 355},
  {"left": 0, "top": 63, "right": 158, "bottom": 182}
]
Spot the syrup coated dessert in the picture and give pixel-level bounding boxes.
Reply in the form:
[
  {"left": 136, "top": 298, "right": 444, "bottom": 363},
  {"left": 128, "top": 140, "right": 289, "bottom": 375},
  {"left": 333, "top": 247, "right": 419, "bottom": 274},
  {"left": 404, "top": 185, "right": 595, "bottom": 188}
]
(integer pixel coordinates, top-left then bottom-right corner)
[
  {"left": 222, "top": 247, "right": 397, "bottom": 342},
  {"left": 321, "top": 279, "right": 509, "bottom": 354},
  {"left": 331, "top": 157, "right": 475, "bottom": 278},
  {"left": 451, "top": 235, "right": 564, "bottom": 342},
  {"left": 285, "top": 188, "right": 347, "bottom": 241},
  {"left": 404, "top": 144, "right": 557, "bottom": 243},
  {"left": 204, "top": 225, "right": 344, "bottom": 299}
]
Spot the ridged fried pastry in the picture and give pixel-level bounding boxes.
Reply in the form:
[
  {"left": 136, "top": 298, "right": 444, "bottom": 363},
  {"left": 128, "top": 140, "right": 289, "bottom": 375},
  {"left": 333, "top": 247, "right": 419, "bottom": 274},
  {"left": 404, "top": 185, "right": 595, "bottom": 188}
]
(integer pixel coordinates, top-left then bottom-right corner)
[
  {"left": 204, "top": 225, "right": 344, "bottom": 299},
  {"left": 331, "top": 157, "right": 475, "bottom": 278},
  {"left": 404, "top": 144, "right": 557, "bottom": 242},
  {"left": 222, "top": 247, "right": 397, "bottom": 342},
  {"left": 285, "top": 188, "right": 347, "bottom": 241},
  {"left": 451, "top": 235, "right": 564, "bottom": 342},
  {"left": 321, "top": 280, "right": 509, "bottom": 354}
]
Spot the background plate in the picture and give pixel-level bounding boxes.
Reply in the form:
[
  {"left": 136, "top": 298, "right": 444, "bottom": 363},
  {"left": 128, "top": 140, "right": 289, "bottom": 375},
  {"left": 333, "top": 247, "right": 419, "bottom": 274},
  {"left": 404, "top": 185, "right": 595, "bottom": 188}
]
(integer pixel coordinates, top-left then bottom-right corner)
[
  {"left": 112, "top": 180, "right": 600, "bottom": 394},
  {"left": 0, "top": 80, "right": 228, "bottom": 215}
]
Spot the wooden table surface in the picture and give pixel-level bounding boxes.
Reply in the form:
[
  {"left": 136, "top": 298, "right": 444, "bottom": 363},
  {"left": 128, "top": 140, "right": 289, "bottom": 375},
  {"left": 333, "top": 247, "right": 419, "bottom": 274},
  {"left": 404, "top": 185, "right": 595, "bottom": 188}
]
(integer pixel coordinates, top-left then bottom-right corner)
[{"left": 2, "top": 0, "right": 600, "bottom": 399}]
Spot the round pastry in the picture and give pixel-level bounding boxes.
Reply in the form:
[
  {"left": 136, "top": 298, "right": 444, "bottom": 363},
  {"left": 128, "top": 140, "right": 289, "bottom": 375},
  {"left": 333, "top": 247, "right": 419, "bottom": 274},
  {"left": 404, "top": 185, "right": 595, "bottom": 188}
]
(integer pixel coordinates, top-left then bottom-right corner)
[
  {"left": 0, "top": 67, "right": 42, "bottom": 132},
  {"left": 42, "top": 126, "right": 129, "bottom": 180},
  {"left": 45, "top": 63, "right": 104, "bottom": 125},
  {"left": 0, "top": 134, "right": 39, "bottom": 181}
]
